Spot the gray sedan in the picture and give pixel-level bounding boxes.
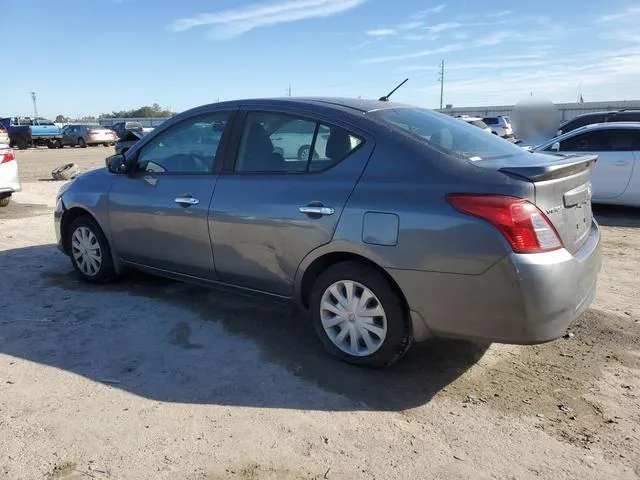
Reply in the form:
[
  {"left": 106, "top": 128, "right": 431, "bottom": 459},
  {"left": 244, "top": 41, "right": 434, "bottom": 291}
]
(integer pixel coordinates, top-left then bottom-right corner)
[{"left": 54, "top": 98, "right": 601, "bottom": 367}]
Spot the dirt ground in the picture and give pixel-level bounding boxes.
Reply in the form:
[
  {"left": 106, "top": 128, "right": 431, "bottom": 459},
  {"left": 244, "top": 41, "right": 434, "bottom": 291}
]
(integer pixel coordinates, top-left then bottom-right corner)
[{"left": 1, "top": 147, "right": 639, "bottom": 480}]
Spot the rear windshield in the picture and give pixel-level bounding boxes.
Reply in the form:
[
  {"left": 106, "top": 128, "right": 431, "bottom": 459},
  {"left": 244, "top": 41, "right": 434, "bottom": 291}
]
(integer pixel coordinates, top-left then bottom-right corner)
[
  {"left": 471, "top": 120, "right": 489, "bottom": 129},
  {"left": 371, "top": 108, "right": 522, "bottom": 160},
  {"left": 483, "top": 117, "right": 499, "bottom": 125}
]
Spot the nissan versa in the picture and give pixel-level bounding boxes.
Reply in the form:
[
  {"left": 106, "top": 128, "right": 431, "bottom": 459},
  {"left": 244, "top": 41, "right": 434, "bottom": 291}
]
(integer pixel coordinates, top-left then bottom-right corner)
[{"left": 54, "top": 98, "right": 602, "bottom": 367}]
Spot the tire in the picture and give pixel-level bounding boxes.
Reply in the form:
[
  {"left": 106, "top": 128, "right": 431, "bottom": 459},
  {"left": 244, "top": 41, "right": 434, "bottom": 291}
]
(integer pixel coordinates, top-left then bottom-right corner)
[
  {"left": 16, "top": 136, "right": 29, "bottom": 150},
  {"left": 47, "top": 140, "right": 58, "bottom": 149},
  {"left": 0, "top": 196, "right": 10, "bottom": 207},
  {"left": 67, "top": 215, "right": 117, "bottom": 284},
  {"left": 103, "top": 143, "right": 109, "bottom": 147},
  {"left": 77, "top": 137, "right": 86, "bottom": 148},
  {"left": 297, "top": 145, "right": 311, "bottom": 161},
  {"left": 52, "top": 163, "right": 80, "bottom": 181},
  {"left": 309, "top": 261, "right": 413, "bottom": 367}
]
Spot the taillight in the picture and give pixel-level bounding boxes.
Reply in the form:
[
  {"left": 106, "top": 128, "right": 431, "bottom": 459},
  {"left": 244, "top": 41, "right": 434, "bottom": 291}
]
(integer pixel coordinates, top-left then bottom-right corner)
[
  {"left": 0, "top": 148, "right": 15, "bottom": 164},
  {"left": 447, "top": 194, "right": 563, "bottom": 253}
]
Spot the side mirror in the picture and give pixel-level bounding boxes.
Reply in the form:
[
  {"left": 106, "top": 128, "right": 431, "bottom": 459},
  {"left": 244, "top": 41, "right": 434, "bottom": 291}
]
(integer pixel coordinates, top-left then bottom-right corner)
[
  {"left": 106, "top": 154, "right": 128, "bottom": 174},
  {"left": 551, "top": 142, "right": 560, "bottom": 152}
]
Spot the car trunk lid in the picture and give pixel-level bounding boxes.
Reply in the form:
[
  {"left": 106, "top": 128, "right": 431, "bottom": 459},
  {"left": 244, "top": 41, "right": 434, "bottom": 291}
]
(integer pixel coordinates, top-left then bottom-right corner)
[{"left": 478, "top": 152, "right": 597, "bottom": 254}]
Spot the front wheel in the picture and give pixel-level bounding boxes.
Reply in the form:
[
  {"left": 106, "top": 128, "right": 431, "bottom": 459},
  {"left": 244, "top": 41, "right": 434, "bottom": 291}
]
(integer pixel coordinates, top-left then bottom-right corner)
[
  {"left": 309, "top": 261, "right": 412, "bottom": 367},
  {"left": 0, "top": 196, "right": 10, "bottom": 207},
  {"left": 67, "top": 216, "right": 117, "bottom": 283},
  {"left": 77, "top": 137, "right": 86, "bottom": 148}
]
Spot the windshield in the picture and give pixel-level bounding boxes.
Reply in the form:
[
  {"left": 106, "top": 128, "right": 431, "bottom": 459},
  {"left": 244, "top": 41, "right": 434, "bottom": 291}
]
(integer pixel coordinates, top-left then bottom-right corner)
[{"left": 371, "top": 108, "right": 523, "bottom": 161}]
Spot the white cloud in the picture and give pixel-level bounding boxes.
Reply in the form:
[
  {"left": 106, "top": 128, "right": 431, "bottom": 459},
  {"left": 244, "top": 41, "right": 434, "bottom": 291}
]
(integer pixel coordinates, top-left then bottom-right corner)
[
  {"left": 364, "top": 20, "right": 423, "bottom": 38},
  {"left": 417, "top": 45, "right": 640, "bottom": 106},
  {"left": 366, "top": 28, "right": 396, "bottom": 37},
  {"left": 411, "top": 4, "right": 446, "bottom": 19},
  {"left": 598, "top": 6, "right": 640, "bottom": 22},
  {"left": 426, "top": 22, "right": 463, "bottom": 34},
  {"left": 169, "top": 0, "right": 367, "bottom": 39},
  {"left": 486, "top": 10, "right": 512, "bottom": 18}
]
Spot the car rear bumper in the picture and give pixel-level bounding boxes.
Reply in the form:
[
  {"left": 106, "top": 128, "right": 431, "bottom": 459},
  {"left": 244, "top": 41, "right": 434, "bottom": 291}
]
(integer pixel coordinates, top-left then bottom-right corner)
[
  {"left": 388, "top": 220, "right": 602, "bottom": 343},
  {"left": 86, "top": 136, "right": 116, "bottom": 145},
  {"left": 0, "top": 160, "right": 21, "bottom": 194}
]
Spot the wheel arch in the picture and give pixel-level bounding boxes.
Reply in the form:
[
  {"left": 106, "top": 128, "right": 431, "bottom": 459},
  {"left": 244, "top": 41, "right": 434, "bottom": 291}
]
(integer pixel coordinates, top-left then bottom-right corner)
[
  {"left": 295, "top": 243, "right": 434, "bottom": 342},
  {"left": 60, "top": 206, "right": 124, "bottom": 273}
]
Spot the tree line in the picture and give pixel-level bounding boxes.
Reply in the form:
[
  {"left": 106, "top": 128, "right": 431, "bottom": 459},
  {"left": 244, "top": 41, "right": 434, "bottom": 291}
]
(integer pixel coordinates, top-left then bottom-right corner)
[{"left": 55, "top": 103, "right": 175, "bottom": 123}]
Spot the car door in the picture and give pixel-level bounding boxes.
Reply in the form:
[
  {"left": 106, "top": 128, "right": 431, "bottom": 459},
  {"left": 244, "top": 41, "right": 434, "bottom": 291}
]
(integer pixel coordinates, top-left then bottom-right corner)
[
  {"left": 209, "top": 109, "right": 372, "bottom": 296},
  {"left": 556, "top": 128, "right": 637, "bottom": 199},
  {"left": 108, "top": 110, "right": 234, "bottom": 279}
]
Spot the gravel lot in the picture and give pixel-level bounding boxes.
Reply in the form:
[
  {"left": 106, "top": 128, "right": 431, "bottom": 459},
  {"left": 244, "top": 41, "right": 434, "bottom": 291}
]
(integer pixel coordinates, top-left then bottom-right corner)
[{"left": 1, "top": 147, "right": 639, "bottom": 480}]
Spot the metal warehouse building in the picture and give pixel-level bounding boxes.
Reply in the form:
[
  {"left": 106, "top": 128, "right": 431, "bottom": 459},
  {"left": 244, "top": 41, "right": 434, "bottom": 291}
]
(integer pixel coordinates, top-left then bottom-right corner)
[{"left": 437, "top": 100, "right": 640, "bottom": 122}]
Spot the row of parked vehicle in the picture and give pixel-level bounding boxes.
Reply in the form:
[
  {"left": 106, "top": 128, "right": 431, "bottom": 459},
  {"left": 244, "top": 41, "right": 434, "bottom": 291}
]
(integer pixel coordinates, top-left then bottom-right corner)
[{"left": 0, "top": 117, "right": 154, "bottom": 150}]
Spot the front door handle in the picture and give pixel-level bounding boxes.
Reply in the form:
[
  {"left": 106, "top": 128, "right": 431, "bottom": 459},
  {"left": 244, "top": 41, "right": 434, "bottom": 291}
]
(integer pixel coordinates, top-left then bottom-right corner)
[
  {"left": 299, "top": 205, "right": 335, "bottom": 216},
  {"left": 175, "top": 196, "right": 199, "bottom": 206}
]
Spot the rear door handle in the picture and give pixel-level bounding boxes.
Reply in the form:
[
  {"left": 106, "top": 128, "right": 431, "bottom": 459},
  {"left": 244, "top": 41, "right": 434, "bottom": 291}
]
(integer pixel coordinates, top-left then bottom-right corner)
[
  {"left": 613, "top": 160, "right": 629, "bottom": 166},
  {"left": 175, "top": 196, "right": 199, "bottom": 206},
  {"left": 299, "top": 205, "right": 335, "bottom": 216}
]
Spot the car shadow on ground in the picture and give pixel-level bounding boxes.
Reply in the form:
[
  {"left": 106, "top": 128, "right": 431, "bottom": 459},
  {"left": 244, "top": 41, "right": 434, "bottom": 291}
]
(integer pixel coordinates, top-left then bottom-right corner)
[
  {"left": 0, "top": 244, "right": 488, "bottom": 412},
  {"left": 593, "top": 204, "right": 640, "bottom": 228}
]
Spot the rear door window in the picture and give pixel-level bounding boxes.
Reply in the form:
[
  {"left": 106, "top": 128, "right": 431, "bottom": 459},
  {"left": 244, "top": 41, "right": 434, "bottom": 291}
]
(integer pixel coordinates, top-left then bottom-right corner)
[
  {"left": 559, "top": 129, "right": 623, "bottom": 152},
  {"left": 234, "top": 112, "right": 362, "bottom": 173}
]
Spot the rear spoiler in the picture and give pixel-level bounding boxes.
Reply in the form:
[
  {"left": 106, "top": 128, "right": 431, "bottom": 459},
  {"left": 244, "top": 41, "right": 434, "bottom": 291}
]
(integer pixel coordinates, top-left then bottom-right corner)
[{"left": 499, "top": 154, "right": 597, "bottom": 182}]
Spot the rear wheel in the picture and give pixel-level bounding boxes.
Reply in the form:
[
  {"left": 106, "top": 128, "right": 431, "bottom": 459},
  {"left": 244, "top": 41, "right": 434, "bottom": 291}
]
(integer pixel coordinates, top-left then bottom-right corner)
[
  {"left": 16, "top": 137, "right": 29, "bottom": 150},
  {"left": 309, "top": 261, "right": 412, "bottom": 367},
  {"left": 67, "top": 216, "right": 117, "bottom": 283},
  {"left": 0, "top": 196, "right": 11, "bottom": 207},
  {"left": 297, "top": 145, "right": 311, "bottom": 161},
  {"left": 77, "top": 137, "right": 86, "bottom": 148}
]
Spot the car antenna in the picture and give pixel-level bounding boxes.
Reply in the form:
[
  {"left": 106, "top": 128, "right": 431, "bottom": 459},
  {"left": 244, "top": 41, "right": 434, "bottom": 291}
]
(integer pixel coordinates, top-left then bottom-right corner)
[{"left": 379, "top": 78, "right": 409, "bottom": 102}]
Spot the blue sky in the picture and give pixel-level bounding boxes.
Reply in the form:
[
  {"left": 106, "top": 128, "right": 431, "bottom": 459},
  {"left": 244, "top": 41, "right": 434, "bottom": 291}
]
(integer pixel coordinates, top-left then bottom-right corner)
[{"left": 3, "top": 0, "right": 640, "bottom": 118}]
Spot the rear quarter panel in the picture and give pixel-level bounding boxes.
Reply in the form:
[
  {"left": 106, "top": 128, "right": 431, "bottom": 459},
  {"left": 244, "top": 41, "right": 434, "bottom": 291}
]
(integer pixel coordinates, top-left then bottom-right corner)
[{"left": 318, "top": 131, "right": 535, "bottom": 275}]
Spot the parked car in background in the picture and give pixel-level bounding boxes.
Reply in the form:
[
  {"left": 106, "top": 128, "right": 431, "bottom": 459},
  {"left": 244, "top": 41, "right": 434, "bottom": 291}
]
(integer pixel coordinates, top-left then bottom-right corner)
[
  {"left": 557, "top": 110, "right": 640, "bottom": 136},
  {"left": 456, "top": 115, "right": 492, "bottom": 134},
  {"left": 0, "top": 117, "right": 62, "bottom": 149},
  {"left": 114, "top": 129, "right": 145, "bottom": 154},
  {"left": 269, "top": 119, "right": 330, "bottom": 160},
  {"left": 0, "top": 124, "right": 9, "bottom": 145},
  {"left": 110, "top": 121, "right": 144, "bottom": 139},
  {"left": 482, "top": 116, "right": 513, "bottom": 137},
  {"left": 54, "top": 97, "right": 601, "bottom": 367},
  {"left": 0, "top": 143, "right": 20, "bottom": 207},
  {"left": 534, "top": 122, "right": 640, "bottom": 206},
  {"left": 60, "top": 124, "right": 117, "bottom": 148}
]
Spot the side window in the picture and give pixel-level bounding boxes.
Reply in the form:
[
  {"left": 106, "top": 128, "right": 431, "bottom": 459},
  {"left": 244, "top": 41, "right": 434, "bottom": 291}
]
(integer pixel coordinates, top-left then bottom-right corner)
[
  {"left": 235, "top": 112, "right": 362, "bottom": 173},
  {"left": 559, "top": 130, "right": 615, "bottom": 152},
  {"left": 135, "top": 112, "right": 228, "bottom": 174},
  {"left": 607, "top": 129, "right": 640, "bottom": 151},
  {"left": 482, "top": 117, "right": 498, "bottom": 125}
]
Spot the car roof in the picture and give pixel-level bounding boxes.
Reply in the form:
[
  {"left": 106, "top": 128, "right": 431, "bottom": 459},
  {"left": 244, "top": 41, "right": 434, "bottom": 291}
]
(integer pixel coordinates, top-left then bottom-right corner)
[
  {"left": 195, "top": 97, "right": 411, "bottom": 114},
  {"left": 581, "top": 122, "right": 640, "bottom": 130}
]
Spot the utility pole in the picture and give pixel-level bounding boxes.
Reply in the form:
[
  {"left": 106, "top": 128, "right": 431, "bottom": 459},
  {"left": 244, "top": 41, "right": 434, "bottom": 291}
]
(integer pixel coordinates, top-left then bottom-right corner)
[
  {"left": 287, "top": 84, "right": 292, "bottom": 97},
  {"left": 437, "top": 60, "right": 445, "bottom": 110},
  {"left": 30, "top": 91, "right": 39, "bottom": 119}
]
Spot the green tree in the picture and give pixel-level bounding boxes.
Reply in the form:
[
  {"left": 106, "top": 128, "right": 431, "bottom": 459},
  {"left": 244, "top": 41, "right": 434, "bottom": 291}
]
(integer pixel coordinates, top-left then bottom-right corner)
[
  {"left": 99, "top": 105, "right": 175, "bottom": 119},
  {"left": 55, "top": 114, "right": 68, "bottom": 123}
]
